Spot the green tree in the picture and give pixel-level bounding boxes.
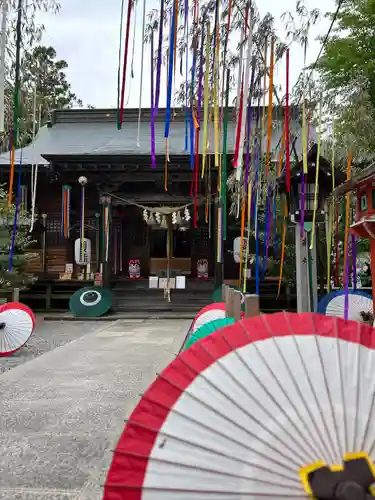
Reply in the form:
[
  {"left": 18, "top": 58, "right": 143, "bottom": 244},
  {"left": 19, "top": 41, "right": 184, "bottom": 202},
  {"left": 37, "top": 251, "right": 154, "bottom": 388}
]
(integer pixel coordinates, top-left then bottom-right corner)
[
  {"left": 0, "top": 186, "right": 36, "bottom": 292},
  {"left": 316, "top": 0, "right": 375, "bottom": 161},
  {"left": 1, "top": 44, "right": 82, "bottom": 151}
]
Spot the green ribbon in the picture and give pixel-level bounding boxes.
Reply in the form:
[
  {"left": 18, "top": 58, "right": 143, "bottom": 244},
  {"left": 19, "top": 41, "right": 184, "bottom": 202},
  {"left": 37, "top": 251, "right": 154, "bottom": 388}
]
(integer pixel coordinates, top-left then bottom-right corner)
[{"left": 222, "top": 68, "right": 230, "bottom": 241}]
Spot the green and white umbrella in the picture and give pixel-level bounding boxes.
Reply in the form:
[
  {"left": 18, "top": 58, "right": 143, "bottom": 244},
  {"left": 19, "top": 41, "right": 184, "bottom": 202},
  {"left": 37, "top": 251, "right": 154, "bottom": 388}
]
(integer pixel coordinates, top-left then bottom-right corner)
[{"left": 69, "top": 286, "right": 112, "bottom": 317}]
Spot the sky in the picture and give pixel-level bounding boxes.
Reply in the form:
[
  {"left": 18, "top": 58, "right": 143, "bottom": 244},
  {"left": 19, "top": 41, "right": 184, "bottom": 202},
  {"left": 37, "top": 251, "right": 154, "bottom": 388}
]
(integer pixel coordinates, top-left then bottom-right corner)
[{"left": 36, "top": 0, "right": 335, "bottom": 109}]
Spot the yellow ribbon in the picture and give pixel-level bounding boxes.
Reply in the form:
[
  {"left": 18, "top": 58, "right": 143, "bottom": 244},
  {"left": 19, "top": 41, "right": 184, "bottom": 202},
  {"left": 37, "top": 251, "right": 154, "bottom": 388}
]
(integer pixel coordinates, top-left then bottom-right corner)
[
  {"left": 343, "top": 151, "right": 352, "bottom": 280},
  {"left": 201, "top": 23, "right": 210, "bottom": 178},
  {"left": 214, "top": 25, "right": 220, "bottom": 169},
  {"left": 243, "top": 180, "right": 252, "bottom": 292},
  {"left": 327, "top": 122, "right": 335, "bottom": 291}
]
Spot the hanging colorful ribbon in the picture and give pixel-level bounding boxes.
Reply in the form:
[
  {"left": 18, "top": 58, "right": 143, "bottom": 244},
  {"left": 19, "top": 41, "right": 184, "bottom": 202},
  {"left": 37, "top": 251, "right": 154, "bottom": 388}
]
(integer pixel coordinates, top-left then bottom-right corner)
[
  {"left": 343, "top": 151, "right": 352, "bottom": 320},
  {"left": 184, "top": 0, "right": 189, "bottom": 152},
  {"left": 164, "top": 0, "right": 177, "bottom": 191},
  {"left": 150, "top": 32, "right": 156, "bottom": 169},
  {"left": 309, "top": 98, "right": 322, "bottom": 250},
  {"left": 254, "top": 130, "right": 261, "bottom": 295},
  {"left": 136, "top": 0, "right": 146, "bottom": 147},
  {"left": 0, "top": 0, "right": 8, "bottom": 133},
  {"left": 61, "top": 185, "right": 71, "bottom": 239},
  {"left": 118, "top": 0, "right": 133, "bottom": 128},
  {"left": 8, "top": 0, "right": 22, "bottom": 207},
  {"left": 352, "top": 232, "right": 357, "bottom": 290},
  {"left": 222, "top": 68, "right": 230, "bottom": 241},
  {"left": 30, "top": 104, "right": 41, "bottom": 232},
  {"left": 278, "top": 196, "right": 288, "bottom": 298},
  {"left": 262, "top": 185, "right": 270, "bottom": 278},
  {"left": 8, "top": 148, "right": 22, "bottom": 271},
  {"left": 201, "top": 22, "right": 210, "bottom": 178},
  {"left": 236, "top": 15, "right": 253, "bottom": 182},
  {"left": 265, "top": 37, "right": 275, "bottom": 176},
  {"left": 154, "top": 0, "right": 165, "bottom": 114},
  {"left": 285, "top": 48, "right": 290, "bottom": 192}
]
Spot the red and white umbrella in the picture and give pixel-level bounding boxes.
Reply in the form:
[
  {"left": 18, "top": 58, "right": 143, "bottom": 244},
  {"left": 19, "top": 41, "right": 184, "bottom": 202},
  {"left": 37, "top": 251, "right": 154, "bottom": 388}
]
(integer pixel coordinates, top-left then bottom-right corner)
[
  {"left": 0, "top": 302, "right": 35, "bottom": 356},
  {"left": 192, "top": 302, "right": 227, "bottom": 332},
  {"left": 103, "top": 312, "right": 375, "bottom": 499}
]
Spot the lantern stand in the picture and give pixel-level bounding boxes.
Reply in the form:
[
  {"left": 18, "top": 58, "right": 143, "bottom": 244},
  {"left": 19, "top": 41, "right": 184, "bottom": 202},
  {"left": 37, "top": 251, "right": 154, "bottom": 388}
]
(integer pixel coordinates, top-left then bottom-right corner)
[
  {"left": 278, "top": 144, "right": 345, "bottom": 313},
  {"left": 99, "top": 195, "right": 111, "bottom": 288}
]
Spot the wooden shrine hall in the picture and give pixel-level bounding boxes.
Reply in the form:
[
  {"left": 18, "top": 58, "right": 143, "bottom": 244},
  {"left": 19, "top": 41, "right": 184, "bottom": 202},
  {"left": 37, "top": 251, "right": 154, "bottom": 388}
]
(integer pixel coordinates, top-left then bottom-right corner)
[{"left": 0, "top": 107, "right": 310, "bottom": 312}]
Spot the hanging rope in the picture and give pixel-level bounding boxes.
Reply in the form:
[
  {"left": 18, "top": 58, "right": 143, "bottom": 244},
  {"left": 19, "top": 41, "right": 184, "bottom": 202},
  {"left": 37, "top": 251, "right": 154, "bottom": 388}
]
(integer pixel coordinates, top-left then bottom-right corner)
[
  {"left": 8, "top": 0, "right": 23, "bottom": 207},
  {"left": 136, "top": 0, "right": 146, "bottom": 147}
]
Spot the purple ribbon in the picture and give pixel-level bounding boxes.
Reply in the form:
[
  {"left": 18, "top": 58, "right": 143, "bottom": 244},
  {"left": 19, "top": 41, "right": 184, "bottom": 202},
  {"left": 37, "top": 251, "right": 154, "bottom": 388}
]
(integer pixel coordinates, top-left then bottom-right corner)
[
  {"left": 150, "top": 32, "right": 156, "bottom": 169},
  {"left": 300, "top": 173, "right": 305, "bottom": 238}
]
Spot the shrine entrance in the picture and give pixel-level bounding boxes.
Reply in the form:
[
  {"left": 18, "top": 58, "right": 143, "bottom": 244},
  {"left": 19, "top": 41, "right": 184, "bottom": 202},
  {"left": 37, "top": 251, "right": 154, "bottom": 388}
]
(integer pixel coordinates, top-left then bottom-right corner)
[{"left": 149, "top": 226, "right": 192, "bottom": 277}]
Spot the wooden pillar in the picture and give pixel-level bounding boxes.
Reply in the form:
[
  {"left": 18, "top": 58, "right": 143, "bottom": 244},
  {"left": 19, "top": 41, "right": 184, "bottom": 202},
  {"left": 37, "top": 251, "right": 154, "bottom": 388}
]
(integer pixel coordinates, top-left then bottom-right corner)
[
  {"left": 167, "top": 214, "right": 173, "bottom": 279},
  {"left": 214, "top": 202, "right": 223, "bottom": 287},
  {"left": 244, "top": 294, "right": 260, "bottom": 318},
  {"left": 370, "top": 239, "right": 375, "bottom": 308},
  {"left": 41, "top": 213, "right": 47, "bottom": 274},
  {"left": 232, "top": 290, "right": 242, "bottom": 321}
]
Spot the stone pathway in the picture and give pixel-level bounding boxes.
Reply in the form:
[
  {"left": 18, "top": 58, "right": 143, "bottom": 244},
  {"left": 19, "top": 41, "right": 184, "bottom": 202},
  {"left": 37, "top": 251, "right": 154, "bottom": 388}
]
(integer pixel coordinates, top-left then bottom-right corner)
[
  {"left": 0, "top": 320, "right": 100, "bottom": 374},
  {"left": 0, "top": 318, "right": 190, "bottom": 500}
]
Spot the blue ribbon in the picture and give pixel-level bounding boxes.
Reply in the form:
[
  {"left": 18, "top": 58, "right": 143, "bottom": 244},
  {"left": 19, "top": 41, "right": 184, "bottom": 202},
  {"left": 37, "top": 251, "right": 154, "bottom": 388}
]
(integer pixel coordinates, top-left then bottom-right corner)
[
  {"left": 164, "top": 2, "right": 176, "bottom": 138},
  {"left": 9, "top": 149, "right": 23, "bottom": 272}
]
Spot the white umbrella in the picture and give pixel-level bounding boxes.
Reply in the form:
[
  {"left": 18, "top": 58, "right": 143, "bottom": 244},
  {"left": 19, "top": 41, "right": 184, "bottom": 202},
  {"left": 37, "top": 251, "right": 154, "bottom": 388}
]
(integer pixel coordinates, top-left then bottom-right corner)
[
  {"left": 103, "top": 312, "right": 375, "bottom": 499},
  {"left": 0, "top": 302, "right": 35, "bottom": 356}
]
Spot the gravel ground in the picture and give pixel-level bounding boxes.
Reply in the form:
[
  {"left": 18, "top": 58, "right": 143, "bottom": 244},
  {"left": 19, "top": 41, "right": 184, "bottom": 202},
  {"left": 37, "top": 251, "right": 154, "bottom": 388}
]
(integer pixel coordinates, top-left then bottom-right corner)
[{"left": 0, "top": 319, "right": 104, "bottom": 374}]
